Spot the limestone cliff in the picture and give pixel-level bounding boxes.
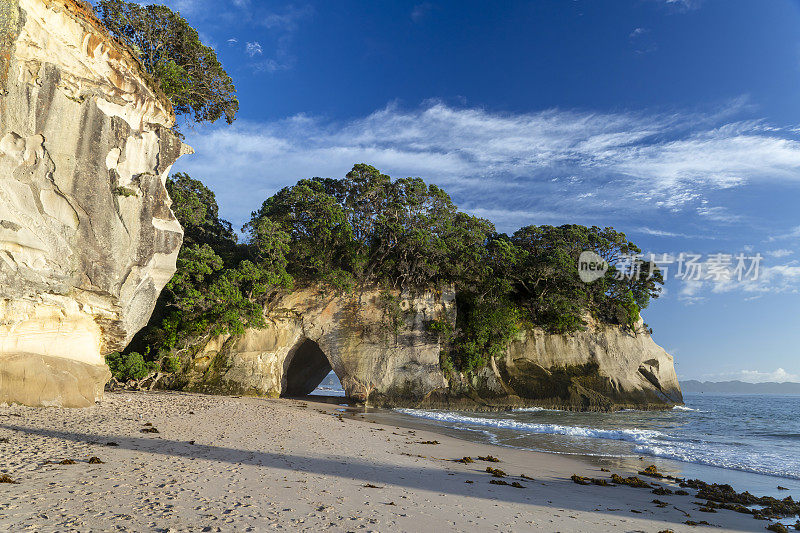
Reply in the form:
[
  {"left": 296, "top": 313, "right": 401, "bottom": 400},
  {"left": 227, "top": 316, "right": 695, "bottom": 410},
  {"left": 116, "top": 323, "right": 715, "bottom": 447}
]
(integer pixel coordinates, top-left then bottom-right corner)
[
  {"left": 173, "top": 286, "right": 454, "bottom": 403},
  {"left": 0, "top": 0, "right": 188, "bottom": 406},
  {"left": 437, "top": 318, "right": 683, "bottom": 411},
  {"left": 173, "top": 286, "right": 681, "bottom": 411}
]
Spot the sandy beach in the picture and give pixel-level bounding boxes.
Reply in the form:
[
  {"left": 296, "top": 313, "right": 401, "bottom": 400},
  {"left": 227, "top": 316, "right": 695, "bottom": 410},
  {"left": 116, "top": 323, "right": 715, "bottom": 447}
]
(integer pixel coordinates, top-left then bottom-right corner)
[{"left": 0, "top": 391, "right": 780, "bottom": 532}]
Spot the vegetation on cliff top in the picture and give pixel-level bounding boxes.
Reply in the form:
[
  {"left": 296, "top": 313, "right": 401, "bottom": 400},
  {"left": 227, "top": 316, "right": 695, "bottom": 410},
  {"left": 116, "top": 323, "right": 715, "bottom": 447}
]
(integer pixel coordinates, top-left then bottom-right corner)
[
  {"left": 119, "top": 165, "right": 662, "bottom": 380},
  {"left": 95, "top": 0, "right": 238, "bottom": 125}
]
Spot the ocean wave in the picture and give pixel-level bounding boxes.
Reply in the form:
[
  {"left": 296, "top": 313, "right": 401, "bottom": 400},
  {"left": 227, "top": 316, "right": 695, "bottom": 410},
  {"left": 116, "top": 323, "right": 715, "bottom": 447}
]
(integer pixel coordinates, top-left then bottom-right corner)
[
  {"left": 633, "top": 443, "right": 800, "bottom": 480},
  {"left": 672, "top": 405, "right": 701, "bottom": 412},
  {"left": 396, "top": 408, "right": 800, "bottom": 480},
  {"left": 511, "top": 406, "right": 571, "bottom": 413},
  {"left": 396, "top": 409, "right": 663, "bottom": 445}
]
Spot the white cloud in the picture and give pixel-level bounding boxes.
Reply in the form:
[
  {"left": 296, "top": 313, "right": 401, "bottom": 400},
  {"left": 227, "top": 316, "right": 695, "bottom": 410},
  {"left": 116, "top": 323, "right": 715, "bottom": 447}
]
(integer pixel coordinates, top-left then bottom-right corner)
[
  {"left": 176, "top": 102, "right": 800, "bottom": 235},
  {"left": 766, "top": 249, "right": 793, "bottom": 258},
  {"left": 705, "top": 368, "right": 800, "bottom": 383},
  {"left": 227, "top": 38, "right": 238, "bottom": 46},
  {"left": 245, "top": 41, "right": 263, "bottom": 57},
  {"left": 696, "top": 205, "right": 741, "bottom": 223},
  {"left": 676, "top": 259, "right": 800, "bottom": 298},
  {"left": 635, "top": 227, "right": 706, "bottom": 239},
  {"left": 739, "top": 368, "right": 800, "bottom": 382},
  {"left": 768, "top": 225, "right": 800, "bottom": 242}
]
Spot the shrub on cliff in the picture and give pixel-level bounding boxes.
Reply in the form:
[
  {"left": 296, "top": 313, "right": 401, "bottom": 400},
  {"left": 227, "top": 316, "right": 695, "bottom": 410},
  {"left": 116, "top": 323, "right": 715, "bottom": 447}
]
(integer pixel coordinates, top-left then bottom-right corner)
[
  {"left": 105, "top": 352, "right": 157, "bottom": 381},
  {"left": 96, "top": 0, "right": 238, "bottom": 125}
]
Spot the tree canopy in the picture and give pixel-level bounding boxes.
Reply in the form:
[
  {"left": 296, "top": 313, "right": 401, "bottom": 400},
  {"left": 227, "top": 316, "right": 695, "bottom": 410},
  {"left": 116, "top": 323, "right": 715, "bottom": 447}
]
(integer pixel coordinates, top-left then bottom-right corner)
[
  {"left": 96, "top": 0, "right": 238, "bottom": 124},
  {"left": 245, "top": 164, "right": 495, "bottom": 293}
]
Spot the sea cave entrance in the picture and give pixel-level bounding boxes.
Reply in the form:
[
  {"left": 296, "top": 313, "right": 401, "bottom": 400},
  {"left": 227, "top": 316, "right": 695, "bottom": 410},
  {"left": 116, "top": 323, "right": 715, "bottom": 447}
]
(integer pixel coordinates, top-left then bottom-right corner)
[{"left": 281, "top": 338, "right": 336, "bottom": 397}]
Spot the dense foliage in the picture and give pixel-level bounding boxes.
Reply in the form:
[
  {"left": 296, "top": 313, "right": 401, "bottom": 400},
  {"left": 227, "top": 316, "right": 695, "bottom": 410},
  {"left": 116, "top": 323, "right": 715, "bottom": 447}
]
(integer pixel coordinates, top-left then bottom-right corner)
[
  {"left": 121, "top": 165, "right": 662, "bottom": 378},
  {"left": 120, "top": 173, "right": 292, "bottom": 374},
  {"left": 244, "top": 164, "right": 493, "bottom": 293},
  {"left": 96, "top": 0, "right": 238, "bottom": 124}
]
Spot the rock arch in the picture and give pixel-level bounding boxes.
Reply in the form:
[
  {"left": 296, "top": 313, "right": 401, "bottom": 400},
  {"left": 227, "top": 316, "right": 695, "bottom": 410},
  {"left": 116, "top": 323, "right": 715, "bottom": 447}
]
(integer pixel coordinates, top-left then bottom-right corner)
[
  {"left": 281, "top": 338, "right": 334, "bottom": 396},
  {"left": 182, "top": 286, "right": 454, "bottom": 403}
]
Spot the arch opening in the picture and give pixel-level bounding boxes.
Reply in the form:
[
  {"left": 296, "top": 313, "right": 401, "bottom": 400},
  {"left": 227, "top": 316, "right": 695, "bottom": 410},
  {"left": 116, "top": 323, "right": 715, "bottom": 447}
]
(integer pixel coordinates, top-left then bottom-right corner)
[{"left": 281, "top": 339, "right": 334, "bottom": 397}]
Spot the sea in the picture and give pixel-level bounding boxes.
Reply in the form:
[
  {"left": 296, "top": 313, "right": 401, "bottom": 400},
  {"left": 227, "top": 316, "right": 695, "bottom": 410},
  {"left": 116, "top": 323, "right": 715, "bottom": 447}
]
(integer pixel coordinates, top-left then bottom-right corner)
[{"left": 311, "top": 374, "right": 800, "bottom": 499}]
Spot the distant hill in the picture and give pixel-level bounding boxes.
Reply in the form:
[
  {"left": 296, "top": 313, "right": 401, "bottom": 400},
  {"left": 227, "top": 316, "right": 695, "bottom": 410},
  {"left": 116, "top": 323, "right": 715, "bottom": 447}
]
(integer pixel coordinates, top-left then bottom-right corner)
[{"left": 681, "top": 380, "right": 800, "bottom": 394}]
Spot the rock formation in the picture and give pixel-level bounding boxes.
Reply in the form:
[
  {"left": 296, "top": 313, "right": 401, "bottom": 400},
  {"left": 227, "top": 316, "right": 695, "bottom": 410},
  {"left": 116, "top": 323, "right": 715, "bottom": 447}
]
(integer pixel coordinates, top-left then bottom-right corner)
[
  {"left": 441, "top": 317, "right": 683, "bottom": 411},
  {"left": 176, "top": 286, "right": 682, "bottom": 411},
  {"left": 0, "top": 0, "right": 188, "bottom": 406},
  {"left": 174, "top": 286, "right": 454, "bottom": 403}
]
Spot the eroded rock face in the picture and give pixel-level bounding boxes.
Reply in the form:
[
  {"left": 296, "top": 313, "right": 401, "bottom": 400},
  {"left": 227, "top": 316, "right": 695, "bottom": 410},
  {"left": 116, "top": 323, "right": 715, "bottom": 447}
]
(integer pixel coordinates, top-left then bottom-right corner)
[
  {"left": 445, "top": 318, "right": 684, "bottom": 411},
  {"left": 0, "top": 0, "right": 188, "bottom": 406},
  {"left": 176, "top": 286, "right": 454, "bottom": 402},
  {"left": 176, "top": 287, "right": 682, "bottom": 410}
]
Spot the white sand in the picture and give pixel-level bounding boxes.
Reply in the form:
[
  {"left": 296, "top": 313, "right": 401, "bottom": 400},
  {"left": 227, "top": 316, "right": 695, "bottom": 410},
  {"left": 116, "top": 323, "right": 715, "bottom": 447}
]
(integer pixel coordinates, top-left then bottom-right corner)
[{"left": 0, "top": 391, "right": 775, "bottom": 532}]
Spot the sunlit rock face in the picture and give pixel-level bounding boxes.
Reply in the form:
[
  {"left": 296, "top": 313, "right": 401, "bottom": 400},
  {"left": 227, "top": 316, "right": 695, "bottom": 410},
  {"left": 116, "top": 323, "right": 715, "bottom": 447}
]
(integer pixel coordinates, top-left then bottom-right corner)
[
  {"left": 0, "top": 0, "right": 188, "bottom": 406},
  {"left": 175, "top": 286, "right": 455, "bottom": 403},
  {"left": 442, "top": 317, "right": 684, "bottom": 411},
  {"left": 174, "top": 286, "right": 682, "bottom": 411}
]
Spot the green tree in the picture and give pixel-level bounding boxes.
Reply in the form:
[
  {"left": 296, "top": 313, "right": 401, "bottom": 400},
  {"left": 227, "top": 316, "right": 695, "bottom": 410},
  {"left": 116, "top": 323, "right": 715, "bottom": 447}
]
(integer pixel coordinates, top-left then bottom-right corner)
[
  {"left": 96, "top": 0, "right": 238, "bottom": 124},
  {"left": 127, "top": 173, "right": 292, "bottom": 361},
  {"left": 245, "top": 164, "right": 495, "bottom": 293}
]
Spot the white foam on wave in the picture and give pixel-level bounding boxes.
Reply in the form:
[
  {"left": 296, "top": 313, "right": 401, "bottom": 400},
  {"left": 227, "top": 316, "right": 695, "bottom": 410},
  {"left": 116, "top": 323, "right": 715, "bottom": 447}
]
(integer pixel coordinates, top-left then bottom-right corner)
[
  {"left": 396, "top": 408, "right": 800, "bottom": 480},
  {"left": 396, "top": 409, "right": 663, "bottom": 444},
  {"left": 634, "top": 443, "right": 800, "bottom": 480},
  {"left": 672, "top": 405, "right": 700, "bottom": 412}
]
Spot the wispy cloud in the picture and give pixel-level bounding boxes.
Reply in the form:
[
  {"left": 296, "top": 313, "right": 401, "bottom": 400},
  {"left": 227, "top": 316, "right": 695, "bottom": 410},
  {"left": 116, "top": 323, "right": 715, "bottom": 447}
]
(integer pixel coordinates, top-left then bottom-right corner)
[
  {"left": 702, "top": 368, "right": 800, "bottom": 383},
  {"left": 629, "top": 27, "right": 657, "bottom": 54},
  {"left": 696, "top": 204, "right": 741, "bottom": 223},
  {"left": 246, "top": 4, "right": 313, "bottom": 72},
  {"left": 245, "top": 41, "right": 263, "bottom": 57},
  {"left": 669, "top": 257, "right": 800, "bottom": 300},
  {"left": 766, "top": 249, "right": 793, "bottom": 258},
  {"left": 177, "top": 102, "right": 800, "bottom": 236},
  {"left": 634, "top": 227, "right": 712, "bottom": 239},
  {"left": 262, "top": 4, "right": 313, "bottom": 31},
  {"left": 411, "top": 3, "right": 434, "bottom": 23},
  {"left": 662, "top": 0, "right": 703, "bottom": 11},
  {"left": 768, "top": 225, "right": 800, "bottom": 242}
]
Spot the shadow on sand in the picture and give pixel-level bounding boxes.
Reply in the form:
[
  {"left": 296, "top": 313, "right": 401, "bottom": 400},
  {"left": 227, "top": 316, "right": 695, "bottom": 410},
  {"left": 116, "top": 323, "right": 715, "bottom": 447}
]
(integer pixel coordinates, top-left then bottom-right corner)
[{"left": 0, "top": 422, "right": 760, "bottom": 532}]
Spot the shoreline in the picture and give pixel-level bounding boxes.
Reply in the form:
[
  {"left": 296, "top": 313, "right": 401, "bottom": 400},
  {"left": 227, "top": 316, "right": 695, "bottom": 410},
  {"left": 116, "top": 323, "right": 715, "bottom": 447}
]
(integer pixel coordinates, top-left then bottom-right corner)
[
  {"left": 361, "top": 398, "right": 800, "bottom": 498},
  {"left": 0, "top": 391, "right": 788, "bottom": 531}
]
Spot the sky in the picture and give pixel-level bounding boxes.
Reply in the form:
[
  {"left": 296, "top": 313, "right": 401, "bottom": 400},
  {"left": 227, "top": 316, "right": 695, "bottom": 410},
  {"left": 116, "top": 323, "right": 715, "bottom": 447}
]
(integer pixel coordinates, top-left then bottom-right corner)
[{"left": 146, "top": 0, "right": 800, "bottom": 383}]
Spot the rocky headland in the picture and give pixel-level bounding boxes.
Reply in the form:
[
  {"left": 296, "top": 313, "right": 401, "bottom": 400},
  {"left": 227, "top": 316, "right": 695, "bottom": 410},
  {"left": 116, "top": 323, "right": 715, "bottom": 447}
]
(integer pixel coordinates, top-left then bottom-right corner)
[{"left": 170, "top": 285, "right": 681, "bottom": 411}]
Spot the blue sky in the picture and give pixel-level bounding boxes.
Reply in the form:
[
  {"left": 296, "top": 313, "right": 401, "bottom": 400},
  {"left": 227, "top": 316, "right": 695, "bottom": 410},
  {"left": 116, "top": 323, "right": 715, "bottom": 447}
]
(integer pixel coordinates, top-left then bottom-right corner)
[{"left": 153, "top": 0, "right": 800, "bottom": 382}]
